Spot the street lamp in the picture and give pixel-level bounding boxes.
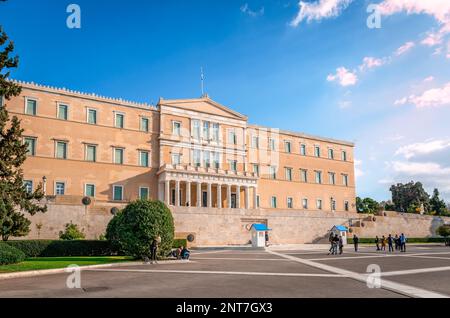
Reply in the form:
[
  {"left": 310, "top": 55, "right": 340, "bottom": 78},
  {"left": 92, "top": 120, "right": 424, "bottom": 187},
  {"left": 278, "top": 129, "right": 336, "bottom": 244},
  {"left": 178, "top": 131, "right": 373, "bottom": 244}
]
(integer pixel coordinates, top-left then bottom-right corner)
[{"left": 42, "top": 176, "right": 47, "bottom": 195}]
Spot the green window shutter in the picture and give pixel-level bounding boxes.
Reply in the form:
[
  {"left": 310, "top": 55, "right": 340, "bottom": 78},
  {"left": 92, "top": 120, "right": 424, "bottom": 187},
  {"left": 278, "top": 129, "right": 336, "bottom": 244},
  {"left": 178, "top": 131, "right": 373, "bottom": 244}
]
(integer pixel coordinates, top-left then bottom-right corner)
[
  {"left": 140, "top": 188, "right": 149, "bottom": 200},
  {"left": 115, "top": 148, "right": 123, "bottom": 164},
  {"left": 88, "top": 109, "right": 97, "bottom": 124},
  {"left": 86, "top": 184, "right": 95, "bottom": 197},
  {"left": 140, "top": 151, "right": 148, "bottom": 167},
  {"left": 26, "top": 99, "right": 37, "bottom": 115},
  {"left": 86, "top": 145, "right": 96, "bottom": 162},
  {"left": 58, "top": 105, "right": 68, "bottom": 120},
  {"left": 116, "top": 114, "right": 124, "bottom": 128},
  {"left": 57, "top": 142, "right": 67, "bottom": 159},
  {"left": 113, "top": 186, "right": 123, "bottom": 201}
]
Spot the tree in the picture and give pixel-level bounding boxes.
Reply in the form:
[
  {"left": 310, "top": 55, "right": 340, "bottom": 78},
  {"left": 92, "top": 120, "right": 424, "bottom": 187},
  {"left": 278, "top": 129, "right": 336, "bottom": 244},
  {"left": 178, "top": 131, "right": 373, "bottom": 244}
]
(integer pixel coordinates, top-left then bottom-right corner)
[
  {"left": 429, "top": 189, "right": 448, "bottom": 216},
  {"left": 106, "top": 200, "right": 174, "bottom": 259},
  {"left": 59, "top": 222, "right": 85, "bottom": 240},
  {"left": 0, "top": 17, "right": 47, "bottom": 241},
  {"left": 389, "top": 181, "right": 430, "bottom": 213},
  {"left": 437, "top": 225, "right": 450, "bottom": 238},
  {"left": 356, "top": 197, "right": 381, "bottom": 214}
]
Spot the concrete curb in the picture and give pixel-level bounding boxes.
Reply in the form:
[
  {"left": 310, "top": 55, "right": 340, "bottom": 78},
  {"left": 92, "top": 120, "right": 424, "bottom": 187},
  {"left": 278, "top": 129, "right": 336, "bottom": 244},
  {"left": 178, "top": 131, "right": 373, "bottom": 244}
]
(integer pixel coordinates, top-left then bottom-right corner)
[{"left": 0, "top": 259, "right": 190, "bottom": 281}]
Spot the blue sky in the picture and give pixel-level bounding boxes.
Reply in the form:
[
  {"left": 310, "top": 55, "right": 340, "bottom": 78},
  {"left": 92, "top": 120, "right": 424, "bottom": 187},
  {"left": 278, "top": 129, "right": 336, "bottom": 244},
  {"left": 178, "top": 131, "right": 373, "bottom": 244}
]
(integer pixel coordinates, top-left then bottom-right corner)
[{"left": 1, "top": 0, "right": 450, "bottom": 201}]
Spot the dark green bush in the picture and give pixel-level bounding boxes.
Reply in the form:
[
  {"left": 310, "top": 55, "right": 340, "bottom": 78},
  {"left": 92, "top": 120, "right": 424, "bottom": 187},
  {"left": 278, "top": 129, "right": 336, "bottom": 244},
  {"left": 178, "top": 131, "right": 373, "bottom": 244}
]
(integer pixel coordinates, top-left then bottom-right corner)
[
  {"left": 173, "top": 239, "right": 187, "bottom": 248},
  {"left": 5, "top": 240, "right": 117, "bottom": 257},
  {"left": 0, "top": 243, "right": 26, "bottom": 265},
  {"left": 59, "top": 222, "right": 85, "bottom": 240},
  {"left": 106, "top": 200, "right": 174, "bottom": 259}
]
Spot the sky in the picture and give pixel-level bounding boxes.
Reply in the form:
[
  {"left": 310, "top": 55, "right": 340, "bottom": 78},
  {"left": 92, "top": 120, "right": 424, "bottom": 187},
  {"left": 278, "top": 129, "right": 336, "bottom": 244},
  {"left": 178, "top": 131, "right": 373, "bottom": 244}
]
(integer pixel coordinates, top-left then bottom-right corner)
[{"left": 0, "top": 0, "right": 449, "bottom": 201}]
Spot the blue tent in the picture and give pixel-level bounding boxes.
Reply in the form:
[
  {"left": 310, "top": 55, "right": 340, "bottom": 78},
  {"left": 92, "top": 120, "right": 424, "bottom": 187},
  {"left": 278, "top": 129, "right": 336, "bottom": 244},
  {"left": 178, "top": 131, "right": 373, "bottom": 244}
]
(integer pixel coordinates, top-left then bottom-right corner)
[{"left": 251, "top": 223, "right": 271, "bottom": 231}]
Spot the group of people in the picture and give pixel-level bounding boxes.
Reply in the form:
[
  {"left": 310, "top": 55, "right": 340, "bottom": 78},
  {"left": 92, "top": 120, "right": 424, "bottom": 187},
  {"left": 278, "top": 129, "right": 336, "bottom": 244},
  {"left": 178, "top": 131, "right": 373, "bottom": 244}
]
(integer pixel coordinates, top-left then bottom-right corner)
[
  {"left": 327, "top": 233, "right": 344, "bottom": 255},
  {"left": 374, "top": 233, "right": 407, "bottom": 252},
  {"left": 144, "top": 235, "right": 191, "bottom": 264}
]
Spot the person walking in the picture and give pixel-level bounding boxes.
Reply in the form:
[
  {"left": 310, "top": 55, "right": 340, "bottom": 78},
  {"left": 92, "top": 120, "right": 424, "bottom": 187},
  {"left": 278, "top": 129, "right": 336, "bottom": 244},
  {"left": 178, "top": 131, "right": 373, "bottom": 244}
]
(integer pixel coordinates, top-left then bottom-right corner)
[
  {"left": 265, "top": 231, "right": 270, "bottom": 247},
  {"left": 338, "top": 235, "right": 344, "bottom": 255},
  {"left": 388, "top": 234, "right": 394, "bottom": 252},
  {"left": 353, "top": 234, "right": 359, "bottom": 252},
  {"left": 394, "top": 234, "right": 399, "bottom": 251},
  {"left": 375, "top": 236, "right": 380, "bottom": 251},
  {"left": 381, "top": 235, "right": 386, "bottom": 251},
  {"left": 328, "top": 232, "right": 335, "bottom": 255},
  {"left": 400, "top": 233, "right": 407, "bottom": 252},
  {"left": 150, "top": 237, "right": 159, "bottom": 264},
  {"left": 333, "top": 234, "right": 340, "bottom": 255}
]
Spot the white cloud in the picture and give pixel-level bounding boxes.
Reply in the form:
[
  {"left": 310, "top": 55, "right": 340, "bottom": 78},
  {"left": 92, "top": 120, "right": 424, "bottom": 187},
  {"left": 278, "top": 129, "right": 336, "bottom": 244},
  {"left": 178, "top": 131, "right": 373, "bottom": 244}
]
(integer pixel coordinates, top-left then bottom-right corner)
[
  {"left": 378, "top": 178, "right": 395, "bottom": 184},
  {"left": 290, "top": 0, "right": 353, "bottom": 27},
  {"left": 395, "top": 41, "right": 415, "bottom": 55},
  {"left": 423, "top": 76, "right": 434, "bottom": 82},
  {"left": 394, "top": 82, "right": 450, "bottom": 108},
  {"left": 359, "top": 57, "right": 385, "bottom": 71},
  {"left": 327, "top": 67, "right": 357, "bottom": 86},
  {"left": 338, "top": 100, "right": 352, "bottom": 109},
  {"left": 422, "top": 32, "right": 444, "bottom": 47},
  {"left": 240, "top": 3, "right": 265, "bottom": 17},
  {"left": 354, "top": 159, "right": 364, "bottom": 178},
  {"left": 395, "top": 139, "right": 450, "bottom": 159},
  {"left": 391, "top": 161, "right": 450, "bottom": 176}
]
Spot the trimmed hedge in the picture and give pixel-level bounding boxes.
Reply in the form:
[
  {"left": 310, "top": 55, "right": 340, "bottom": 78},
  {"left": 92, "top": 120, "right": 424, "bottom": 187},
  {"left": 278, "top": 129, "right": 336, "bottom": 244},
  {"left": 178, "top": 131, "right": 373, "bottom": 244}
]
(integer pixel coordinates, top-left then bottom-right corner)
[
  {"left": 347, "top": 237, "right": 447, "bottom": 244},
  {"left": 173, "top": 239, "right": 187, "bottom": 248},
  {"left": 4, "top": 240, "right": 118, "bottom": 257},
  {"left": 0, "top": 243, "right": 26, "bottom": 265}
]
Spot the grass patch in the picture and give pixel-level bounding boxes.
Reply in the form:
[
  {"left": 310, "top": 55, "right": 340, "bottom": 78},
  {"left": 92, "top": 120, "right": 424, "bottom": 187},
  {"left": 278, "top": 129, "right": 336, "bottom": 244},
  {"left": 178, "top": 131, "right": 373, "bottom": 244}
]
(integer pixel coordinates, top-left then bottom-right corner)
[{"left": 0, "top": 256, "right": 134, "bottom": 273}]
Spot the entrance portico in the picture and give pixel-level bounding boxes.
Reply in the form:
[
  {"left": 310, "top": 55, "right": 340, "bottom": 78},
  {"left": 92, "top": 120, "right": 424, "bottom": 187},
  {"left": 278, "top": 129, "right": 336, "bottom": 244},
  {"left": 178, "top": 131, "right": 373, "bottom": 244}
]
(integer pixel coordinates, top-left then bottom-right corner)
[{"left": 157, "top": 164, "right": 258, "bottom": 209}]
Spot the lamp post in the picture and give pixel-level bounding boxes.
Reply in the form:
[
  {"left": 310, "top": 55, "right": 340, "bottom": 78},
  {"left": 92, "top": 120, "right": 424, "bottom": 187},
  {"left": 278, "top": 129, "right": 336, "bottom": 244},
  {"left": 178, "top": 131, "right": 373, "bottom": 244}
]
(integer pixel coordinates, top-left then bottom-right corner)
[
  {"left": 331, "top": 196, "right": 335, "bottom": 213},
  {"left": 42, "top": 176, "right": 47, "bottom": 195}
]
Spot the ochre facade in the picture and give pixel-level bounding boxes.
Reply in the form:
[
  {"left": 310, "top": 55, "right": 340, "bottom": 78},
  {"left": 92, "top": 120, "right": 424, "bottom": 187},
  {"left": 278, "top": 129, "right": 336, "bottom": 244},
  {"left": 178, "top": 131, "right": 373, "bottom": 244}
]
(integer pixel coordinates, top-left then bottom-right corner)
[{"left": 5, "top": 81, "right": 356, "bottom": 217}]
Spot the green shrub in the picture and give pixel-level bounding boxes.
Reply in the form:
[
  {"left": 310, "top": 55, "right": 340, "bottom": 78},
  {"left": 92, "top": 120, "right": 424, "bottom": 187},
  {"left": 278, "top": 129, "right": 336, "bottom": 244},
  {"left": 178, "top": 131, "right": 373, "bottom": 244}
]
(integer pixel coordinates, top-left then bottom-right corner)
[
  {"left": 0, "top": 243, "right": 26, "bottom": 265},
  {"left": 173, "top": 239, "right": 187, "bottom": 248},
  {"left": 5, "top": 240, "right": 117, "bottom": 257},
  {"left": 106, "top": 200, "right": 174, "bottom": 259},
  {"left": 437, "top": 225, "right": 450, "bottom": 238},
  {"left": 59, "top": 222, "right": 85, "bottom": 240}
]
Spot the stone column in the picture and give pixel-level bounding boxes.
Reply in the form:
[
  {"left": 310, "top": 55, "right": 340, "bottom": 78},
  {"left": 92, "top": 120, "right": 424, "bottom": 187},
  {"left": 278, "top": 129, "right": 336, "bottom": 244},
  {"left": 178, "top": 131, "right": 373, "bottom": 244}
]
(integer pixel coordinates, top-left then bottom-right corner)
[
  {"left": 236, "top": 185, "right": 241, "bottom": 209},
  {"left": 217, "top": 184, "right": 222, "bottom": 208},
  {"left": 227, "top": 184, "right": 232, "bottom": 208},
  {"left": 253, "top": 186, "right": 258, "bottom": 209},
  {"left": 165, "top": 180, "right": 170, "bottom": 205},
  {"left": 175, "top": 180, "right": 180, "bottom": 207},
  {"left": 244, "top": 186, "right": 249, "bottom": 209},
  {"left": 186, "top": 181, "right": 191, "bottom": 207},
  {"left": 207, "top": 183, "right": 212, "bottom": 208},
  {"left": 197, "top": 182, "right": 202, "bottom": 207}
]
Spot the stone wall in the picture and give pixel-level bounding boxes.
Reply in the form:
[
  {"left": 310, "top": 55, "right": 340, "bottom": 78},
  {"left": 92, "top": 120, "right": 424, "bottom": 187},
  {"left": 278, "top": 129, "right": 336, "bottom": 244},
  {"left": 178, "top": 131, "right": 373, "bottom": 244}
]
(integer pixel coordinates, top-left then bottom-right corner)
[{"left": 16, "top": 203, "right": 450, "bottom": 245}]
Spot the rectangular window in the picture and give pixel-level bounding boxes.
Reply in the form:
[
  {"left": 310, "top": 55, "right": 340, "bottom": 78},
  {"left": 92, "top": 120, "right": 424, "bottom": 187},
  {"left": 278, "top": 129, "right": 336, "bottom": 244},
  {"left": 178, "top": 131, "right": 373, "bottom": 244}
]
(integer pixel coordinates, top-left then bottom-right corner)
[
  {"left": 114, "top": 148, "right": 124, "bottom": 164},
  {"left": 329, "top": 172, "right": 336, "bottom": 185},
  {"left": 343, "top": 174, "right": 349, "bottom": 187},
  {"left": 55, "top": 182, "right": 65, "bottom": 195},
  {"left": 139, "top": 151, "right": 149, "bottom": 167},
  {"left": 171, "top": 153, "right": 181, "bottom": 166},
  {"left": 193, "top": 149, "right": 201, "bottom": 167},
  {"left": 86, "top": 145, "right": 97, "bottom": 162},
  {"left": 212, "top": 123, "right": 219, "bottom": 142},
  {"left": 315, "top": 171, "right": 322, "bottom": 184},
  {"left": 300, "top": 144, "right": 306, "bottom": 156},
  {"left": 113, "top": 185, "right": 123, "bottom": 201},
  {"left": 331, "top": 199, "right": 336, "bottom": 211},
  {"left": 284, "top": 141, "right": 292, "bottom": 153},
  {"left": 269, "top": 166, "right": 277, "bottom": 179},
  {"left": 58, "top": 104, "right": 68, "bottom": 120},
  {"left": 252, "top": 164, "right": 259, "bottom": 176},
  {"left": 228, "top": 130, "right": 237, "bottom": 145},
  {"left": 85, "top": 184, "right": 95, "bottom": 197},
  {"left": 24, "top": 180, "right": 33, "bottom": 194},
  {"left": 24, "top": 137, "right": 36, "bottom": 156},
  {"left": 285, "top": 167, "right": 293, "bottom": 181},
  {"left": 287, "top": 197, "right": 293, "bottom": 209},
  {"left": 56, "top": 141, "right": 67, "bottom": 159},
  {"left": 140, "top": 187, "right": 149, "bottom": 200},
  {"left": 300, "top": 169, "right": 308, "bottom": 183},
  {"left": 342, "top": 150, "right": 347, "bottom": 161},
  {"left": 344, "top": 201, "right": 349, "bottom": 211},
  {"left": 25, "top": 98, "right": 37, "bottom": 115},
  {"left": 173, "top": 121, "right": 181, "bottom": 136},
  {"left": 140, "top": 117, "right": 149, "bottom": 132},
  {"left": 317, "top": 199, "right": 323, "bottom": 210},
  {"left": 314, "top": 146, "right": 321, "bottom": 157},
  {"left": 256, "top": 195, "right": 260, "bottom": 208},
  {"left": 192, "top": 120, "right": 200, "bottom": 140},
  {"left": 328, "top": 148, "right": 334, "bottom": 159},
  {"left": 269, "top": 138, "right": 276, "bottom": 151},
  {"left": 252, "top": 136, "right": 259, "bottom": 148},
  {"left": 271, "top": 196, "right": 277, "bottom": 208},
  {"left": 213, "top": 152, "right": 220, "bottom": 169},
  {"left": 115, "top": 113, "right": 124, "bottom": 128},
  {"left": 202, "top": 121, "right": 210, "bottom": 140},
  {"left": 203, "top": 151, "right": 211, "bottom": 168},
  {"left": 302, "top": 198, "right": 308, "bottom": 209},
  {"left": 229, "top": 160, "right": 237, "bottom": 172},
  {"left": 87, "top": 109, "right": 97, "bottom": 124}
]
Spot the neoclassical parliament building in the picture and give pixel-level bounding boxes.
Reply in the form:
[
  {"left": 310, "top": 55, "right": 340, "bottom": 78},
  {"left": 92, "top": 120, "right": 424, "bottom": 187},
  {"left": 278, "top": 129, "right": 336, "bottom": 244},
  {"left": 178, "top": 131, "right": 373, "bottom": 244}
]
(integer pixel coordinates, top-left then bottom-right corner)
[{"left": 4, "top": 80, "right": 357, "bottom": 244}]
